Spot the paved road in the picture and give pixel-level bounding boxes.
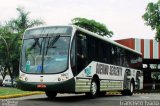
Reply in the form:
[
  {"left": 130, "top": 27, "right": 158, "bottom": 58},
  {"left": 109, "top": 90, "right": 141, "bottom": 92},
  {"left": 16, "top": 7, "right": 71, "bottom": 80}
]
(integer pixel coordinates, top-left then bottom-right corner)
[{"left": 1, "top": 93, "right": 160, "bottom": 106}]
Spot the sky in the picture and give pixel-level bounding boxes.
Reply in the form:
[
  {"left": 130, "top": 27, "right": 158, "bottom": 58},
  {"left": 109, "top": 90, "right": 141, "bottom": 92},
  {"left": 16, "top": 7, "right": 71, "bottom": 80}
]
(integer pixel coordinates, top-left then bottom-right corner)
[{"left": 0, "top": 0, "right": 158, "bottom": 40}]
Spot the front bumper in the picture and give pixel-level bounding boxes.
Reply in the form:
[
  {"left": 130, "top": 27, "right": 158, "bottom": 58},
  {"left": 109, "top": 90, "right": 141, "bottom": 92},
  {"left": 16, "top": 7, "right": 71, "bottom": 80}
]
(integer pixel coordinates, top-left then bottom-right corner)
[{"left": 17, "top": 78, "right": 75, "bottom": 93}]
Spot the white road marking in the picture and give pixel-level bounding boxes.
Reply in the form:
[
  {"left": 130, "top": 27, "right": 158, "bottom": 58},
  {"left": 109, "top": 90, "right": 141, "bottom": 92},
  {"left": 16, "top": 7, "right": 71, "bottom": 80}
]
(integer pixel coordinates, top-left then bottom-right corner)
[{"left": 140, "top": 96, "right": 149, "bottom": 99}]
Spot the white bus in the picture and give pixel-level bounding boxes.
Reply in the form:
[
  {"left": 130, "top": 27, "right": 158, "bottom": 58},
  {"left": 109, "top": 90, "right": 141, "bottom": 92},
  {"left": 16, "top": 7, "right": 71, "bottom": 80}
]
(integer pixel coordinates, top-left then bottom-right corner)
[{"left": 18, "top": 25, "right": 143, "bottom": 98}]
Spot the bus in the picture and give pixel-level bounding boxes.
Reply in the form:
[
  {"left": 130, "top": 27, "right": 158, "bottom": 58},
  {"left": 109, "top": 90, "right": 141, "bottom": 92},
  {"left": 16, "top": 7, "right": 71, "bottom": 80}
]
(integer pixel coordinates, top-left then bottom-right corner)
[{"left": 18, "top": 25, "right": 143, "bottom": 98}]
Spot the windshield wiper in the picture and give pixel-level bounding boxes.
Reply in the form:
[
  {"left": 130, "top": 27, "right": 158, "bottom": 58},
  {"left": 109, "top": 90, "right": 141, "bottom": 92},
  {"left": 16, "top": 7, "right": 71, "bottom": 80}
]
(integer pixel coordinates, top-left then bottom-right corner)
[
  {"left": 47, "top": 35, "right": 60, "bottom": 48},
  {"left": 29, "top": 38, "right": 41, "bottom": 51},
  {"left": 45, "top": 35, "right": 60, "bottom": 55}
]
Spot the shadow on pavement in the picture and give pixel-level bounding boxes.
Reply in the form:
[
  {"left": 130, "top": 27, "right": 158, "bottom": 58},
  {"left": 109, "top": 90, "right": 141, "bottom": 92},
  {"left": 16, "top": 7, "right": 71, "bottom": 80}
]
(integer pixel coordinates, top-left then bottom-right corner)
[{"left": 25, "top": 94, "right": 122, "bottom": 103}]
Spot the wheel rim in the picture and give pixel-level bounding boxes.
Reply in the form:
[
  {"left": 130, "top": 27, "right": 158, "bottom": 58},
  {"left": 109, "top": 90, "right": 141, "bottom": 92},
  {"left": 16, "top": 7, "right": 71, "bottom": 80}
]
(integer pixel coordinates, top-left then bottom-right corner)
[
  {"left": 130, "top": 83, "right": 133, "bottom": 93},
  {"left": 91, "top": 81, "right": 97, "bottom": 95}
]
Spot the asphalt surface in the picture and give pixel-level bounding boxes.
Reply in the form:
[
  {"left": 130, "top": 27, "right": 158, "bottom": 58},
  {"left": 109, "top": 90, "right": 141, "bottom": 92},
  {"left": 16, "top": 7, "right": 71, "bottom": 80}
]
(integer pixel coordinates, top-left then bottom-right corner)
[{"left": 1, "top": 93, "right": 160, "bottom": 106}]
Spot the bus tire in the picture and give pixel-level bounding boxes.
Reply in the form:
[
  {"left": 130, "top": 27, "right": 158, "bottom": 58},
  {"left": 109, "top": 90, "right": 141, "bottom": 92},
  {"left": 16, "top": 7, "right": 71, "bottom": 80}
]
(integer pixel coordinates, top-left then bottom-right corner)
[
  {"left": 122, "top": 81, "right": 134, "bottom": 96},
  {"left": 135, "top": 71, "right": 140, "bottom": 89},
  {"left": 45, "top": 91, "right": 57, "bottom": 99},
  {"left": 85, "top": 79, "right": 99, "bottom": 98}
]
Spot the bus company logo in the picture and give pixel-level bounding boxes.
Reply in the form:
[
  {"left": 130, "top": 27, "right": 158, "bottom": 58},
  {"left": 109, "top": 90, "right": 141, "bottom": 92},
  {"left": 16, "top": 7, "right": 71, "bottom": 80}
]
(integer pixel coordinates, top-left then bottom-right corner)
[{"left": 84, "top": 66, "right": 91, "bottom": 76}]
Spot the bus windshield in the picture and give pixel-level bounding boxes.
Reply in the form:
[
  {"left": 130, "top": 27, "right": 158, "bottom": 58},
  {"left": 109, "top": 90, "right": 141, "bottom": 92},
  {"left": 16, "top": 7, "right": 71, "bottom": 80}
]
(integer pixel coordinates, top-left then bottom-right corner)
[{"left": 21, "top": 26, "right": 72, "bottom": 74}]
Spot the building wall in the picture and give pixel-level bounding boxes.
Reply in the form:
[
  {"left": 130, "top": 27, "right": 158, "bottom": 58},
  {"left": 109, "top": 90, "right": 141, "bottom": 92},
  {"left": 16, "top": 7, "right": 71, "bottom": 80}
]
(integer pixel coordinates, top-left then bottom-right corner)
[{"left": 116, "top": 38, "right": 160, "bottom": 59}]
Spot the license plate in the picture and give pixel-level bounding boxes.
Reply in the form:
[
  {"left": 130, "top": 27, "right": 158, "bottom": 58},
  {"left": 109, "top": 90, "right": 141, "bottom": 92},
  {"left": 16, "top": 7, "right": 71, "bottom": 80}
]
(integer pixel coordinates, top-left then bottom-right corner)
[{"left": 37, "top": 84, "right": 46, "bottom": 88}]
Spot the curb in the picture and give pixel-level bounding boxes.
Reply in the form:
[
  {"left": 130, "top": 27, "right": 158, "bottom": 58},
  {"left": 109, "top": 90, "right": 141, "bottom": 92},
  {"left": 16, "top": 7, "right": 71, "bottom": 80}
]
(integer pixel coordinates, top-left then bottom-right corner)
[{"left": 0, "top": 92, "right": 45, "bottom": 99}]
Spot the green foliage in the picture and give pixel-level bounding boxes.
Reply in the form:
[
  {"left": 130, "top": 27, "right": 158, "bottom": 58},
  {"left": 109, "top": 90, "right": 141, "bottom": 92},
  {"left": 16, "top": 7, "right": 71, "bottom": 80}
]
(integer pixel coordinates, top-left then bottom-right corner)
[
  {"left": 7, "top": 7, "right": 44, "bottom": 35},
  {"left": 142, "top": 0, "right": 160, "bottom": 41},
  {"left": 0, "top": 26, "right": 12, "bottom": 64},
  {"left": 0, "top": 7, "right": 44, "bottom": 80},
  {"left": 0, "top": 26, "right": 13, "bottom": 80},
  {"left": 71, "top": 17, "right": 113, "bottom": 37}
]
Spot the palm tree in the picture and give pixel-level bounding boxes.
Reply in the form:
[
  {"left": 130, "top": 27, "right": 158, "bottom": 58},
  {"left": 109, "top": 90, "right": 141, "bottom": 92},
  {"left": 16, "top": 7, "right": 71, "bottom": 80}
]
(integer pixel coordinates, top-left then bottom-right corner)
[
  {"left": 8, "top": 7, "right": 44, "bottom": 34},
  {"left": 6, "top": 7, "right": 44, "bottom": 79},
  {"left": 0, "top": 26, "right": 13, "bottom": 82},
  {"left": 0, "top": 7, "right": 44, "bottom": 86}
]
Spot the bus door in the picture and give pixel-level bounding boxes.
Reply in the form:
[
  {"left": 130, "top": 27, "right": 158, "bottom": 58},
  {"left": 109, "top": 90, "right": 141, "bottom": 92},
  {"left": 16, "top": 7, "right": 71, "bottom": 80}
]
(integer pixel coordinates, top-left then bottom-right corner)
[{"left": 76, "top": 33, "right": 88, "bottom": 75}]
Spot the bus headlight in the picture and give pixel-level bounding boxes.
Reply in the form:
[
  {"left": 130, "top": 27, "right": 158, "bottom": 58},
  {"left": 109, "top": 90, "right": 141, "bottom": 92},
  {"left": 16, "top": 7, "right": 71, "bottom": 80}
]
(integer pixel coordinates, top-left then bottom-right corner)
[
  {"left": 58, "top": 76, "right": 68, "bottom": 81},
  {"left": 58, "top": 73, "right": 69, "bottom": 81},
  {"left": 19, "top": 74, "right": 25, "bottom": 81},
  {"left": 58, "top": 77, "right": 61, "bottom": 81},
  {"left": 25, "top": 77, "right": 28, "bottom": 81}
]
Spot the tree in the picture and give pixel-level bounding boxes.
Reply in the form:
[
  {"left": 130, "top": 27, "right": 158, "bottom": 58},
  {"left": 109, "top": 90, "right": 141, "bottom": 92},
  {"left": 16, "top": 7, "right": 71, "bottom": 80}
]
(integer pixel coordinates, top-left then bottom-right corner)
[
  {"left": 71, "top": 17, "right": 113, "bottom": 37},
  {"left": 0, "top": 7, "right": 44, "bottom": 86},
  {"left": 8, "top": 7, "right": 44, "bottom": 35},
  {"left": 0, "top": 26, "right": 13, "bottom": 80},
  {"left": 6, "top": 7, "right": 44, "bottom": 79},
  {"left": 0, "top": 65, "right": 6, "bottom": 80},
  {"left": 7, "top": 7, "right": 44, "bottom": 79},
  {"left": 142, "top": 0, "right": 160, "bottom": 41}
]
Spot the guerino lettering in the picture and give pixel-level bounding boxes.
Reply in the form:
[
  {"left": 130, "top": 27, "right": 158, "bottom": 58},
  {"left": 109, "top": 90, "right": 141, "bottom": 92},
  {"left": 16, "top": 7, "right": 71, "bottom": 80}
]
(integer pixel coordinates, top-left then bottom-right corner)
[
  {"left": 96, "top": 63, "right": 109, "bottom": 75},
  {"left": 96, "top": 63, "right": 122, "bottom": 76}
]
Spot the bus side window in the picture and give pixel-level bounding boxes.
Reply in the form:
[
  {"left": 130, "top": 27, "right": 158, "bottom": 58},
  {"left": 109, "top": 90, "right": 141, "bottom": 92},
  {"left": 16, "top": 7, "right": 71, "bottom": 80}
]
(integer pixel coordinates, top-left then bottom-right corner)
[
  {"left": 87, "top": 36, "right": 96, "bottom": 63},
  {"left": 76, "top": 33, "right": 88, "bottom": 74},
  {"left": 111, "top": 46, "right": 117, "bottom": 65},
  {"left": 120, "top": 49, "right": 126, "bottom": 67}
]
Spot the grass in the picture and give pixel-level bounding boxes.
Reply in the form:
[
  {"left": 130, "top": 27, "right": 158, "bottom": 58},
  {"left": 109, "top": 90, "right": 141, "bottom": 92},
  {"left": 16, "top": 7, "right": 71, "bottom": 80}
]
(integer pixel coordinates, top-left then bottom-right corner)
[{"left": 0, "top": 87, "right": 31, "bottom": 96}]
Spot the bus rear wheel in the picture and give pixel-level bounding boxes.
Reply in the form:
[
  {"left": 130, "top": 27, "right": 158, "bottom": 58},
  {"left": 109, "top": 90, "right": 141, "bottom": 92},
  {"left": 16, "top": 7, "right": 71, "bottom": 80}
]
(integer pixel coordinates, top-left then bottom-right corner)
[
  {"left": 45, "top": 91, "right": 57, "bottom": 99},
  {"left": 122, "top": 81, "right": 134, "bottom": 96}
]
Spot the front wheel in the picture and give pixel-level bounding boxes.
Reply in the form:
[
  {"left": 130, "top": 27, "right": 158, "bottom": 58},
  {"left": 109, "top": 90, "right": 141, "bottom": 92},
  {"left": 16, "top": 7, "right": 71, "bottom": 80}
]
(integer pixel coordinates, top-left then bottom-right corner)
[
  {"left": 85, "top": 79, "right": 99, "bottom": 98},
  {"left": 45, "top": 91, "right": 57, "bottom": 99}
]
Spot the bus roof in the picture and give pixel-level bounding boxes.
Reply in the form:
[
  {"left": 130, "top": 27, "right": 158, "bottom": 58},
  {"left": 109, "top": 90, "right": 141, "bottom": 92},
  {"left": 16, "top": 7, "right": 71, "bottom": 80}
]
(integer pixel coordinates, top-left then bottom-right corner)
[
  {"left": 25, "top": 25, "right": 73, "bottom": 31},
  {"left": 25, "top": 25, "right": 142, "bottom": 55},
  {"left": 73, "top": 25, "right": 142, "bottom": 55}
]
